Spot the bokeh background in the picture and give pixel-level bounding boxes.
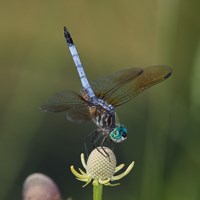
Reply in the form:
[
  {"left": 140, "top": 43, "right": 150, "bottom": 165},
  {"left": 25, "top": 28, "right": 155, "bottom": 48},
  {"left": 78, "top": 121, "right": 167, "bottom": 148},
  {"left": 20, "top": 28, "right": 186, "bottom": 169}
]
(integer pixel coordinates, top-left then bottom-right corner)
[{"left": 0, "top": 0, "right": 200, "bottom": 199}]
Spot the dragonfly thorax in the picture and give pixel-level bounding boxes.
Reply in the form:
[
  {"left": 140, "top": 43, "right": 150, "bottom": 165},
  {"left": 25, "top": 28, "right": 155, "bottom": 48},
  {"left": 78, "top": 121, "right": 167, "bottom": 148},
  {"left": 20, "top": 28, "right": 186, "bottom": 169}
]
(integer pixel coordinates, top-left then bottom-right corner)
[{"left": 89, "top": 105, "right": 115, "bottom": 131}]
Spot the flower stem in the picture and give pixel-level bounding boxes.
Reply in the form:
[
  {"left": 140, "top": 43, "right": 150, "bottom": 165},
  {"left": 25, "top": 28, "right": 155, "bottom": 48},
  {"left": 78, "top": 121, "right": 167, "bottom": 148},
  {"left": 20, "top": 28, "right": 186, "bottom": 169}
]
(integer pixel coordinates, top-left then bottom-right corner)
[{"left": 93, "top": 181, "right": 103, "bottom": 200}]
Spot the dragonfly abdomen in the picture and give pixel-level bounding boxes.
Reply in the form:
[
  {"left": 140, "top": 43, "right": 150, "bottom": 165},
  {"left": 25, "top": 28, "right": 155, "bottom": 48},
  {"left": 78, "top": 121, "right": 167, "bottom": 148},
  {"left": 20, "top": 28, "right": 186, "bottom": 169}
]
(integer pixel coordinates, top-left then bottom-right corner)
[{"left": 64, "top": 27, "right": 95, "bottom": 99}]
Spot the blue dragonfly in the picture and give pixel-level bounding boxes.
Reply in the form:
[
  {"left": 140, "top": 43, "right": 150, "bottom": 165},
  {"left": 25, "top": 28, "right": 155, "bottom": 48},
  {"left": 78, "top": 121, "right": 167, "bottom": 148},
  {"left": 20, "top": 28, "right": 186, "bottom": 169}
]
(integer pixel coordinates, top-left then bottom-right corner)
[{"left": 41, "top": 27, "right": 172, "bottom": 150}]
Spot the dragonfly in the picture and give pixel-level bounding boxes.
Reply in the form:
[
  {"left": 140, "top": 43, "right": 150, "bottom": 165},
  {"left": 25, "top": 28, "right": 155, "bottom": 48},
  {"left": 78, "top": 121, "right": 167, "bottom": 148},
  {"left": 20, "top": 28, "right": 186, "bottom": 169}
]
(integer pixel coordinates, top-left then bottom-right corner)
[{"left": 41, "top": 27, "right": 172, "bottom": 150}]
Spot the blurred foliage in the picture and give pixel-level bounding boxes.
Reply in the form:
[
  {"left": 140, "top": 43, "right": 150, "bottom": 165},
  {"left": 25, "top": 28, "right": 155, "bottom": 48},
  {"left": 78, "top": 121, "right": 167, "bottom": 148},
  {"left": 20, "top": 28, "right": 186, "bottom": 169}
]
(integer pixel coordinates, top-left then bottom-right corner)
[{"left": 0, "top": 0, "right": 200, "bottom": 200}]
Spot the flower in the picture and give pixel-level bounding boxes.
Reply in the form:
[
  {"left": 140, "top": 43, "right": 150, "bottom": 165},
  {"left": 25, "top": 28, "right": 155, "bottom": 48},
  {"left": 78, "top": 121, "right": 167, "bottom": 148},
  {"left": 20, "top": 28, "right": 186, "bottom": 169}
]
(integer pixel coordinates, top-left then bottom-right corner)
[
  {"left": 23, "top": 173, "right": 61, "bottom": 200},
  {"left": 70, "top": 147, "right": 134, "bottom": 187}
]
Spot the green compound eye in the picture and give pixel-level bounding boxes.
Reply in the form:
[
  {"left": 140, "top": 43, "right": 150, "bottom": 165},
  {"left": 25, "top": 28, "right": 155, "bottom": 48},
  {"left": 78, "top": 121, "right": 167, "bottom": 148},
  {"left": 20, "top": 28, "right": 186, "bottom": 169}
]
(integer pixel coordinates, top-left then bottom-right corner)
[
  {"left": 114, "top": 130, "right": 118, "bottom": 135},
  {"left": 109, "top": 124, "right": 127, "bottom": 143}
]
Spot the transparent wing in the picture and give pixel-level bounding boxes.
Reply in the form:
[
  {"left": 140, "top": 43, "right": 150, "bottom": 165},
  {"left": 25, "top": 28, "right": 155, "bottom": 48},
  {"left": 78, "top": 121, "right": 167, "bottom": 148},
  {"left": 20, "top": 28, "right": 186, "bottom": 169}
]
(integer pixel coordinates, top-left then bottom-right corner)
[
  {"left": 41, "top": 90, "right": 91, "bottom": 122},
  {"left": 66, "top": 106, "right": 92, "bottom": 123},
  {"left": 91, "top": 65, "right": 172, "bottom": 107},
  {"left": 91, "top": 67, "right": 143, "bottom": 101}
]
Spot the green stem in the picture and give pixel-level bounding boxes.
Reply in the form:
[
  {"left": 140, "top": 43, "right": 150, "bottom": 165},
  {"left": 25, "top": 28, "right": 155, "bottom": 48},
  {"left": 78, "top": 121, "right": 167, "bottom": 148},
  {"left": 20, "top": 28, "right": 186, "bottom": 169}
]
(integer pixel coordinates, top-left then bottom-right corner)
[{"left": 93, "top": 182, "right": 103, "bottom": 200}]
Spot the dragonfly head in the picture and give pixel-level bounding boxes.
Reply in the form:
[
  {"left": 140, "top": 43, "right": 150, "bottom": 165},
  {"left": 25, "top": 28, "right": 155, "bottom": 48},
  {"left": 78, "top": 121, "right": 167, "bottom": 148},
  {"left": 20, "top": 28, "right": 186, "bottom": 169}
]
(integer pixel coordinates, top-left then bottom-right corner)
[{"left": 109, "top": 124, "right": 127, "bottom": 143}]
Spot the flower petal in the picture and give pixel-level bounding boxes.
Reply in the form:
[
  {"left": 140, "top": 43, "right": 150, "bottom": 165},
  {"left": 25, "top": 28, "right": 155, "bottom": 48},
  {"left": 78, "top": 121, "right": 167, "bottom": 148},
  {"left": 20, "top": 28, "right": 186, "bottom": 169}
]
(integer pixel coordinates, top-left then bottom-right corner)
[
  {"left": 81, "top": 153, "right": 87, "bottom": 169},
  {"left": 78, "top": 168, "right": 87, "bottom": 175},
  {"left": 70, "top": 166, "right": 89, "bottom": 179},
  {"left": 112, "top": 161, "right": 134, "bottom": 181},
  {"left": 115, "top": 164, "right": 125, "bottom": 173},
  {"left": 104, "top": 182, "right": 120, "bottom": 186},
  {"left": 98, "top": 178, "right": 110, "bottom": 185},
  {"left": 76, "top": 177, "right": 88, "bottom": 182},
  {"left": 82, "top": 178, "right": 92, "bottom": 187}
]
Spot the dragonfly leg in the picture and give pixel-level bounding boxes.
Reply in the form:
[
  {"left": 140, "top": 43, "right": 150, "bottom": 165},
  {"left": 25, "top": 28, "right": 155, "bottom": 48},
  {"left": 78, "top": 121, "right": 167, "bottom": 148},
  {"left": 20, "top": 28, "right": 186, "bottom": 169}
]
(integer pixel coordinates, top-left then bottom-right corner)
[
  {"left": 84, "top": 130, "right": 111, "bottom": 160},
  {"left": 90, "top": 135, "right": 110, "bottom": 160},
  {"left": 101, "top": 136, "right": 111, "bottom": 160},
  {"left": 91, "top": 131, "right": 100, "bottom": 149},
  {"left": 83, "top": 130, "right": 98, "bottom": 158},
  {"left": 90, "top": 132, "right": 111, "bottom": 160}
]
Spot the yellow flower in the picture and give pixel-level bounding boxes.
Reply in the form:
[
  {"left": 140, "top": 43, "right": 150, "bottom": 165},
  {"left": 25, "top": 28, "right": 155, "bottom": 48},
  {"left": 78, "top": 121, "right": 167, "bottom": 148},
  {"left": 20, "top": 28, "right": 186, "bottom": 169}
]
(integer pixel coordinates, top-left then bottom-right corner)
[{"left": 70, "top": 147, "right": 134, "bottom": 187}]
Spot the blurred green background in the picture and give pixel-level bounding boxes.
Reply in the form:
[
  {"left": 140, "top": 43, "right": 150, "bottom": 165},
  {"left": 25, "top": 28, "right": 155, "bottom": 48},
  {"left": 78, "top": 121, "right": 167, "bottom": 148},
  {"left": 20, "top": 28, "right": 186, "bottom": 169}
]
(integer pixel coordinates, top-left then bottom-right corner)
[{"left": 0, "top": 0, "right": 200, "bottom": 199}]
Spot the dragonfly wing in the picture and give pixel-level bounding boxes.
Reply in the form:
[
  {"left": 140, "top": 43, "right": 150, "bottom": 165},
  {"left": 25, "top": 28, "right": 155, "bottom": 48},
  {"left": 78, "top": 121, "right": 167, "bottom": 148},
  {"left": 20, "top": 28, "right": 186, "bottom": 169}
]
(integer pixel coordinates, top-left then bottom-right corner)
[
  {"left": 91, "top": 67, "right": 143, "bottom": 101},
  {"left": 41, "top": 90, "right": 91, "bottom": 122},
  {"left": 66, "top": 107, "right": 92, "bottom": 122},
  {"left": 41, "top": 90, "right": 85, "bottom": 112},
  {"left": 92, "top": 65, "right": 172, "bottom": 107}
]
